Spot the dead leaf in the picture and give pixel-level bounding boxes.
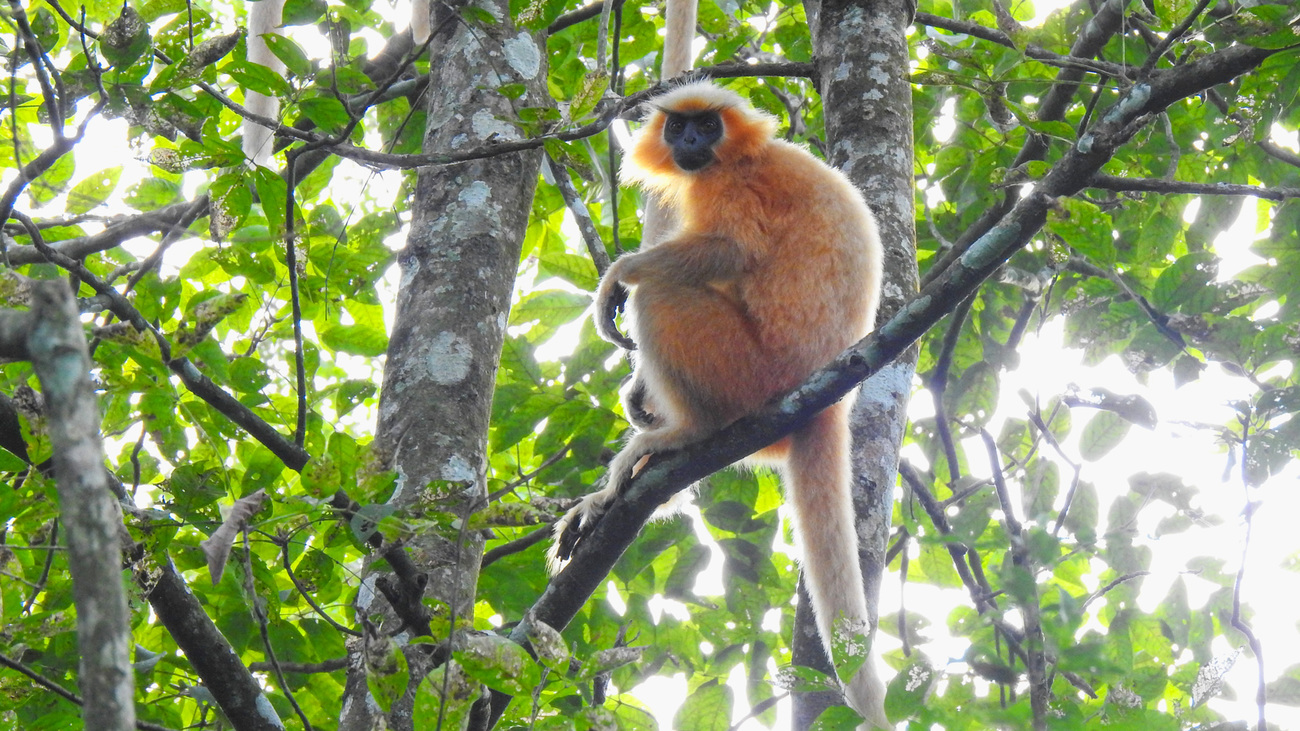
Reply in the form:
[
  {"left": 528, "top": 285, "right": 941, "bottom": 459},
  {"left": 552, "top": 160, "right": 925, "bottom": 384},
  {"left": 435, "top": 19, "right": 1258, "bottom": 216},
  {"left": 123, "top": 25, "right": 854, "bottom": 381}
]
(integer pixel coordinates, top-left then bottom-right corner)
[{"left": 199, "top": 489, "right": 268, "bottom": 585}]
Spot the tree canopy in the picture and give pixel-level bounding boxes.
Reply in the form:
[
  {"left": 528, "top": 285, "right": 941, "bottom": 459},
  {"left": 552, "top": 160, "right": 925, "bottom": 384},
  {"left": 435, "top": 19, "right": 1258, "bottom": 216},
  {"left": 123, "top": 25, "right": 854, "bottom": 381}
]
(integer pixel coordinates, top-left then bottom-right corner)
[{"left": 0, "top": 0, "right": 1297, "bottom": 729}]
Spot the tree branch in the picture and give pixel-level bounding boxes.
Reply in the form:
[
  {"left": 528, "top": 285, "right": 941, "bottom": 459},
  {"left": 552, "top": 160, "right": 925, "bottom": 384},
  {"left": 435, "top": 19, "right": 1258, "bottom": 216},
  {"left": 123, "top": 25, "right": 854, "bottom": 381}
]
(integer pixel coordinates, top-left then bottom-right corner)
[
  {"left": 139, "top": 555, "right": 285, "bottom": 731},
  {"left": 915, "top": 11, "right": 1130, "bottom": 78},
  {"left": 23, "top": 277, "right": 135, "bottom": 731},
  {"left": 481, "top": 525, "right": 553, "bottom": 568},
  {"left": 545, "top": 157, "right": 611, "bottom": 275},
  {"left": 2, "top": 199, "right": 206, "bottom": 266},
  {"left": 922, "top": 0, "right": 1133, "bottom": 288},
  {"left": 248, "top": 657, "right": 350, "bottom": 674},
  {"left": 13, "top": 216, "right": 311, "bottom": 471},
  {"left": 1087, "top": 173, "right": 1300, "bottom": 200},
  {"left": 547, "top": 0, "right": 627, "bottom": 36},
  {"left": 1257, "top": 138, "right": 1300, "bottom": 169},
  {"left": 203, "top": 63, "right": 813, "bottom": 172}
]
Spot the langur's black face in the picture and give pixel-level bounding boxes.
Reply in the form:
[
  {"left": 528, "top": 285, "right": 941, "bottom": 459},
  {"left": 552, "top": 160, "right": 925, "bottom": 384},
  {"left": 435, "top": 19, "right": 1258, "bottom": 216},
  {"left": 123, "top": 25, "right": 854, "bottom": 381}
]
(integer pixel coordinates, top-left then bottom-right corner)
[{"left": 663, "top": 111, "right": 723, "bottom": 172}]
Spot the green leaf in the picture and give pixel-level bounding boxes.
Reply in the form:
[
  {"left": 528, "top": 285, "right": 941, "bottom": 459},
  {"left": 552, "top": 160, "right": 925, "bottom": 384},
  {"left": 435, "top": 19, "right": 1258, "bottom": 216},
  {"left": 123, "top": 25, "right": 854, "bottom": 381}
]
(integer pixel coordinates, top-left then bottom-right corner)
[
  {"left": 124, "top": 177, "right": 183, "bottom": 211},
  {"left": 1079, "top": 410, "right": 1130, "bottom": 461},
  {"left": 1152, "top": 251, "right": 1217, "bottom": 311},
  {"left": 1022, "top": 457, "right": 1059, "bottom": 521},
  {"left": 226, "top": 61, "right": 293, "bottom": 98},
  {"left": 229, "top": 357, "right": 272, "bottom": 394},
  {"left": 167, "top": 464, "right": 226, "bottom": 523},
  {"left": 261, "top": 33, "right": 314, "bottom": 78},
  {"left": 25, "top": 148, "right": 75, "bottom": 207},
  {"left": 498, "top": 83, "right": 526, "bottom": 100},
  {"left": 570, "top": 72, "right": 609, "bottom": 120},
  {"left": 673, "top": 680, "right": 732, "bottom": 731},
  {"left": 99, "top": 7, "right": 151, "bottom": 69},
  {"left": 412, "top": 662, "right": 479, "bottom": 729},
  {"left": 66, "top": 167, "right": 122, "bottom": 214},
  {"left": 1265, "top": 663, "right": 1300, "bottom": 707},
  {"left": 210, "top": 172, "right": 253, "bottom": 236},
  {"left": 1065, "top": 386, "right": 1158, "bottom": 429},
  {"left": 1064, "top": 481, "right": 1099, "bottom": 544},
  {"left": 331, "top": 379, "right": 377, "bottom": 417},
  {"left": 829, "top": 615, "right": 870, "bottom": 689},
  {"left": 138, "top": 0, "right": 189, "bottom": 22},
  {"left": 1024, "top": 118, "right": 1076, "bottom": 141},
  {"left": 349, "top": 502, "right": 396, "bottom": 545},
  {"left": 509, "top": 290, "right": 590, "bottom": 328},
  {"left": 947, "top": 360, "right": 998, "bottom": 426},
  {"left": 321, "top": 323, "right": 388, "bottom": 357},
  {"left": 537, "top": 250, "right": 599, "bottom": 291},
  {"left": 299, "top": 96, "right": 351, "bottom": 134},
  {"left": 284, "top": 0, "right": 329, "bottom": 25},
  {"left": 252, "top": 166, "right": 288, "bottom": 231},
  {"left": 810, "top": 704, "right": 866, "bottom": 730}
]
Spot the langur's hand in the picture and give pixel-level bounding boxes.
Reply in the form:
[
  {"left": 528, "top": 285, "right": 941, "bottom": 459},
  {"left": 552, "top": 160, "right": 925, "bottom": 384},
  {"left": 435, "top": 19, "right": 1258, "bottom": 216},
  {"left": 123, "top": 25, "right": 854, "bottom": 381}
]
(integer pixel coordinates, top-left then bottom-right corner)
[{"left": 595, "top": 266, "right": 636, "bottom": 351}]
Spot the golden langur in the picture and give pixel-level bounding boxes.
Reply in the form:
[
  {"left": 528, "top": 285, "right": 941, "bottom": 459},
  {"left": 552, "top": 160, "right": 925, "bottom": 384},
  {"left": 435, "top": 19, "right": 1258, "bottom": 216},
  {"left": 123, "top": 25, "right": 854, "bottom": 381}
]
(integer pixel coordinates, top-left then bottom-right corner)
[{"left": 548, "top": 80, "right": 889, "bottom": 727}]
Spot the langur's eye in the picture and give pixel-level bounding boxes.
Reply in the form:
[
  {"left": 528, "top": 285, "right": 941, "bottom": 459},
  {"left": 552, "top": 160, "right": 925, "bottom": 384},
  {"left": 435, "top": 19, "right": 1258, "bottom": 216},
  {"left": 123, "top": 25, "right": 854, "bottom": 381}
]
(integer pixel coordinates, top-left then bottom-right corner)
[
  {"left": 668, "top": 119, "right": 685, "bottom": 133},
  {"left": 700, "top": 118, "right": 718, "bottom": 132}
]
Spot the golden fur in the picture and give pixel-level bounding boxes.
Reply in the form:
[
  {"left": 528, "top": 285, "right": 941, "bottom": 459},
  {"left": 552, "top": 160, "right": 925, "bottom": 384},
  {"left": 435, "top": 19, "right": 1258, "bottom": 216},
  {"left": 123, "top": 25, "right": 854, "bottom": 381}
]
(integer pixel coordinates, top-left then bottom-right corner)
[{"left": 551, "top": 80, "right": 887, "bottom": 727}]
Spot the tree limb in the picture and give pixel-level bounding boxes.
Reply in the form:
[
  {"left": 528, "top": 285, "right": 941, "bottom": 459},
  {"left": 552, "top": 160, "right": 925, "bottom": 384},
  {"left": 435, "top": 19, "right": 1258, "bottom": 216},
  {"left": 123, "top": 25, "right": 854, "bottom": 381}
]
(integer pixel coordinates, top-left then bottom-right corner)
[
  {"left": 14, "top": 217, "right": 312, "bottom": 471},
  {"left": 24, "top": 278, "right": 135, "bottom": 731},
  {"left": 1087, "top": 173, "right": 1300, "bottom": 200},
  {"left": 140, "top": 556, "right": 286, "bottom": 731},
  {"left": 2, "top": 200, "right": 206, "bottom": 266},
  {"left": 922, "top": 0, "right": 1133, "bottom": 288},
  {"left": 915, "top": 11, "right": 1130, "bottom": 78}
]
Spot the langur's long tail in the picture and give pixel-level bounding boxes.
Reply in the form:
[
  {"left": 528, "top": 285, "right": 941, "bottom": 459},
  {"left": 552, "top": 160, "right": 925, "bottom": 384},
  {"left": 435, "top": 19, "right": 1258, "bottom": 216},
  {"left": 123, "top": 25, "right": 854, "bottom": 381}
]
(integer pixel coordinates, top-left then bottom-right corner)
[
  {"left": 786, "top": 401, "right": 889, "bottom": 729},
  {"left": 243, "top": 0, "right": 285, "bottom": 166}
]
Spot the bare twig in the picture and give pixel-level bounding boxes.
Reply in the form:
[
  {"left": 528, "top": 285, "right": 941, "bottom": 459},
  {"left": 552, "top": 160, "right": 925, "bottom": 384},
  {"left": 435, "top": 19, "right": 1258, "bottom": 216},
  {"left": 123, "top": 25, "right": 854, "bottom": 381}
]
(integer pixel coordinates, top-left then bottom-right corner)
[
  {"left": 915, "top": 12, "right": 1130, "bottom": 78},
  {"left": 482, "top": 525, "right": 553, "bottom": 568},
  {"left": 898, "top": 461, "right": 994, "bottom": 612},
  {"left": 243, "top": 532, "right": 313, "bottom": 730},
  {"left": 21, "top": 518, "right": 57, "bottom": 614},
  {"left": 545, "top": 157, "right": 612, "bottom": 275},
  {"left": 928, "top": 295, "right": 974, "bottom": 484},
  {"left": 1087, "top": 174, "right": 1300, "bottom": 201},
  {"left": 1141, "top": 0, "right": 1215, "bottom": 74},
  {"left": 488, "top": 443, "right": 573, "bottom": 502},
  {"left": 1081, "top": 571, "right": 1150, "bottom": 611},
  {"left": 280, "top": 538, "right": 362, "bottom": 637}
]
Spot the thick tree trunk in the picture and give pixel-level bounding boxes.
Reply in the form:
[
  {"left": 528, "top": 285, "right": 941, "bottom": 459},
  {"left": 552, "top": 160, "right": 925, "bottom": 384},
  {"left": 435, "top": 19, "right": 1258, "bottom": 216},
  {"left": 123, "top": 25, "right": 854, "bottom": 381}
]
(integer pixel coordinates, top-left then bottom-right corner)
[
  {"left": 795, "top": 0, "right": 918, "bottom": 725},
  {"left": 336, "top": 4, "right": 547, "bottom": 729}
]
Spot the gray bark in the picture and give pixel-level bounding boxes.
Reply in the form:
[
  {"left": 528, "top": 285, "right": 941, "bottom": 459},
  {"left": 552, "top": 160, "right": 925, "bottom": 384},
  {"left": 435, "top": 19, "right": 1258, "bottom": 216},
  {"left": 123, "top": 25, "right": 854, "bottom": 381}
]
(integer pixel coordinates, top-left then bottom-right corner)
[
  {"left": 795, "top": 0, "right": 918, "bottom": 725},
  {"left": 26, "top": 280, "right": 136, "bottom": 731},
  {"left": 336, "top": 1, "right": 547, "bottom": 728},
  {"left": 142, "top": 558, "right": 284, "bottom": 731}
]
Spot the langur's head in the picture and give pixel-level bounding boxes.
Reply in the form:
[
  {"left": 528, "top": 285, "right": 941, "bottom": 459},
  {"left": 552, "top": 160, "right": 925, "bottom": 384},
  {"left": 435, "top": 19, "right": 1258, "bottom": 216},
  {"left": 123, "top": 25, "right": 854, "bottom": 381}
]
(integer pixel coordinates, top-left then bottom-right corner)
[{"left": 625, "top": 81, "right": 779, "bottom": 190}]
